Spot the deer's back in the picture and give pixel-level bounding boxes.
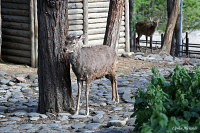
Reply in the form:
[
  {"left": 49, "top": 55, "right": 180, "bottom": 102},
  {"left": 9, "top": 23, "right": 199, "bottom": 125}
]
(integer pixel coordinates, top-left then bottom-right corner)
[
  {"left": 136, "top": 22, "right": 156, "bottom": 36},
  {"left": 73, "top": 45, "right": 117, "bottom": 80}
]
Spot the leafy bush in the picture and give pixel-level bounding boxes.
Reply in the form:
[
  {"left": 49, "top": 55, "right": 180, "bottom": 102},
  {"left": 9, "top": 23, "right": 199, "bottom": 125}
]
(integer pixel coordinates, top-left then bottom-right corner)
[{"left": 132, "top": 66, "right": 200, "bottom": 133}]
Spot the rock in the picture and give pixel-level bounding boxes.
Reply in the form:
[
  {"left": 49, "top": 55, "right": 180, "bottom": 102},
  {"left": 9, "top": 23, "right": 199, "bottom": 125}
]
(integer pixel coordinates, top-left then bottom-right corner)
[
  {"left": 16, "top": 83, "right": 30, "bottom": 88},
  {"left": 134, "top": 52, "right": 144, "bottom": 56},
  {"left": 58, "top": 113, "right": 71, "bottom": 116},
  {"left": 93, "top": 111, "right": 105, "bottom": 115},
  {"left": 95, "top": 129, "right": 124, "bottom": 133},
  {"left": 7, "top": 81, "right": 15, "bottom": 86},
  {"left": 0, "top": 72, "right": 6, "bottom": 77},
  {"left": 70, "top": 115, "right": 91, "bottom": 119},
  {"left": 11, "top": 110, "right": 28, "bottom": 117},
  {"left": 0, "top": 79, "right": 10, "bottom": 85},
  {"left": 30, "top": 116, "right": 40, "bottom": 121},
  {"left": 107, "top": 120, "right": 126, "bottom": 127},
  {"left": 126, "top": 118, "right": 136, "bottom": 126},
  {"left": 58, "top": 116, "right": 69, "bottom": 121},
  {"left": 21, "top": 88, "right": 33, "bottom": 95},
  {"left": 9, "top": 117, "right": 22, "bottom": 121},
  {"left": 121, "top": 52, "right": 134, "bottom": 58},
  {"left": 47, "top": 123, "right": 61, "bottom": 128},
  {"left": 92, "top": 114, "right": 104, "bottom": 123},
  {"left": 28, "top": 112, "right": 41, "bottom": 117},
  {"left": 40, "top": 114, "right": 48, "bottom": 119},
  {"left": 15, "top": 76, "right": 26, "bottom": 83},
  {"left": 122, "top": 92, "right": 134, "bottom": 103},
  {"left": 84, "top": 123, "right": 101, "bottom": 130},
  {"left": 11, "top": 91, "right": 24, "bottom": 99},
  {"left": 71, "top": 123, "right": 86, "bottom": 129},
  {"left": 0, "top": 106, "right": 7, "bottom": 112},
  {"left": 0, "top": 127, "right": 14, "bottom": 132},
  {"left": 17, "top": 124, "right": 33, "bottom": 130},
  {"left": 163, "top": 56, "right": 174, "bottom": 62}
]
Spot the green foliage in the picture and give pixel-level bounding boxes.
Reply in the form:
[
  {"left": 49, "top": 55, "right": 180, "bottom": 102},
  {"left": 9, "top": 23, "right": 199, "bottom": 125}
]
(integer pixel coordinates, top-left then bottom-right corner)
[
  {"left": 132, "top": 0, "right": 200, "bottom": 32},
  {"left": 132, "top": 66, "right": 200, "bottom": 132}
]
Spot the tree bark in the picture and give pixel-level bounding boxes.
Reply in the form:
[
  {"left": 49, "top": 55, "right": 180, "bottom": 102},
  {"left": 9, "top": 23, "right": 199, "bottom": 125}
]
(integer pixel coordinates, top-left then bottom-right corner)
[
  {"left": 103, "top": 0, "right": 125, "bottom": 52},
  {"left": 129, "top": 0, "right": 134, "bottom": 52},
  {"left": 37, "top": 0, "right": 74, "bottom": 114},
  {"left": 160, "top": 0, "right": 180, "bottom": 55}
]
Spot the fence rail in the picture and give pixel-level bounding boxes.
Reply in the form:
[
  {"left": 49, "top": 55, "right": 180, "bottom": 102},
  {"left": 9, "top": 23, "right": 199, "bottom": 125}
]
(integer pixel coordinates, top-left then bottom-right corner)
[{"left": 138, "top": 32, "right": 200, "bottom": 57}]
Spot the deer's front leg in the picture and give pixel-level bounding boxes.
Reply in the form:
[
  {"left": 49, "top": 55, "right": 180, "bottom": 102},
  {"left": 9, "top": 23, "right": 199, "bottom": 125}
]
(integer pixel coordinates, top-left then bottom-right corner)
[
  {"left": 86, "top": 80, "right": 91, "bottom": 116},
  {"left": 150, "top": 36, "right": 153, "bottom": 53},
  {"left": 75, "top": 80, "right": 82, "bottom": 115}
]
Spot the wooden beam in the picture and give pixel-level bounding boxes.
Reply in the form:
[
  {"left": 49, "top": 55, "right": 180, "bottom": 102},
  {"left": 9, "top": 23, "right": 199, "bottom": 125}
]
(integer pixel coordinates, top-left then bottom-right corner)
[
  {"left": 1, "top": 8, "right": 29, "bottom": 16},
  {"left": 125, "top": 0, "right": 130, "bottom": 52},
  {"left": 83, "top": 0, "right": 88, "bottom": 45},
  {"left": 2, "top": 48, "right": 31, "bottom": 58},
  {"left": 2, "top": 22, "right": 30, "bottom": 31},
  {"left": 2, "top": 55, "right": 31, "bottom": 64},
  {"left": 1, "top": 2, "right": 29, "bottom": 10},
  {"left": 2, "top": 42, "right": 31, "bottom": 50},
  {"left": 2, "top": 0, "right": 29, "bottom": 4},
  {"left": 2, "top": 28, "right": 30, "bottom": 38},
  {"left": 34, "top": 0, "right": 38, "bottom": 67}
]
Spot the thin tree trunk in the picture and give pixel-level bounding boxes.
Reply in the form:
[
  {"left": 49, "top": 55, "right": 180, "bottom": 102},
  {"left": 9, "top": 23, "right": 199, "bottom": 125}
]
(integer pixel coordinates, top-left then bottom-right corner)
[
  {"left": 103, "top": 0, "right": 125, "bottom": 52},
  {"left": 37, "top": 0, "right": 74, "bottom": 114},
  {"left": 0, "top": 0, "right": 2, "bottom": 62},
  {"left": 160, "top": 0, "right": 180, "bottom": 55}
]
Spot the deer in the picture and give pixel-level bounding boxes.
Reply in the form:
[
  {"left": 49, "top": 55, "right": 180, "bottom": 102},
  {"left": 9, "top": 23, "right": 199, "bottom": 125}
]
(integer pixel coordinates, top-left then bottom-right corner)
[
  {"left": 136, "top": 18, "right": 160, "bottom": 52},
  {"left": 64, "top": 35, "right": 119, "bottom": 116}
]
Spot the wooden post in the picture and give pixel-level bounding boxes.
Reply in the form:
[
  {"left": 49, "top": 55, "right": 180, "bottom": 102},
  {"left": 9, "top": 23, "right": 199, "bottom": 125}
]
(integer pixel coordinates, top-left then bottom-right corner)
[
  {"left": 0, "top": 0, "right": 2, "bottom": 61},
  {"left": 186, "top": 32, "right": 189, "bottom": 57},
  {"left": 129, "top": 0, "right": 134, "bottom": 52},
  {"left": 83, "top": 0, "right": 88, "bottom": 45},
  {"left": 125, "top": 0, "right": 130, "bottom": 52},
  {"left": 34, "top": 0, "right": 38, "bottom": 67},
  {"left": 30, "top": 0, "right": 36, "bottom": 67},
  {"left": 161, "top": 33, "right": 164, "bottom": 48}
]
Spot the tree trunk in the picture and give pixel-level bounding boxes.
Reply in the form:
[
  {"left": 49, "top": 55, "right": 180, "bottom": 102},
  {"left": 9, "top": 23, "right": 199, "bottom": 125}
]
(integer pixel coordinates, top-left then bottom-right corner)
[
  {"left": 103, "top": 0, "right": 125, "bottom": 52},
  {"left": 129, "top": 0, "right": 134, "bottom": 52},
  {"left": 37, "top": 0, "right": 74, "bottom": 114},
  {"left": 160, "top": 0, "right": 180, "bottom": 55},
  {"left": 0, "top": 0, "right": 2, "bottom": 62}
]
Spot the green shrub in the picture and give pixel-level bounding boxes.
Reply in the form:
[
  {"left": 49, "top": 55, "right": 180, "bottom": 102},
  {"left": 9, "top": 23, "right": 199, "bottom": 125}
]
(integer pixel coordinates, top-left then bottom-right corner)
[{"left": 132, "top": 66, "right": 200, "bottom": 133}]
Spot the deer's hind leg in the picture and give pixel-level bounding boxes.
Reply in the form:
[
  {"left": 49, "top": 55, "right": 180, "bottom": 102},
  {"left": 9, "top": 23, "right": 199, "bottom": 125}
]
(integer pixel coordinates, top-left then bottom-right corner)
[{"left": 136, "top": 34, "right": 142, "bottom": 51}]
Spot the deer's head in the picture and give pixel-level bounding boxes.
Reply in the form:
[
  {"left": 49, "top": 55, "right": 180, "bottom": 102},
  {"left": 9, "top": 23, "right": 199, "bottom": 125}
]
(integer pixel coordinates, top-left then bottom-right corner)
[
  {"left": 150, "top": 18, "right": 160, "bottom": 26},
  {"left": 64, "top": 35, "right": 85, "bottom": 53}
]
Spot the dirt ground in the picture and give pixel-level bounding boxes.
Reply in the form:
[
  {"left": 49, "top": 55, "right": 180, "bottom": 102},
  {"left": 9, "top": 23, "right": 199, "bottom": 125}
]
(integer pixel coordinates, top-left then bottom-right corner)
[{"left": 0, "top": 56, "right": 172, "bottom": 75}]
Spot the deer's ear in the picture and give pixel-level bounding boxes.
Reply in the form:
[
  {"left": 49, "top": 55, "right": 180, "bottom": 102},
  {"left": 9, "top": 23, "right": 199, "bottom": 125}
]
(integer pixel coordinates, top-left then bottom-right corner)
[
  {"left": 156, "top": 18, "right": 160, "bottom": 22},
  {"left": 66, "top": 34, "right": 73, "bottom": 40}
]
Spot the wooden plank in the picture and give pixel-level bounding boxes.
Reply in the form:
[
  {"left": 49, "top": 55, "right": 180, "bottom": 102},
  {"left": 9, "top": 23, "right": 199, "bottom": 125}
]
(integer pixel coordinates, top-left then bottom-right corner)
[
  {"left": 89, "top": 0, "right": 109, "bottom": 2},
  {"left": 88, "top": 18, "right": 107, "bottom": 24},
  {"left": 1, "top": 2, "right": 29, "bottom": 10},
  {"left": 2, "top": 0, "right": 29, "bottom": 4},
  {"left": 2, "top": 28, "right": 30, "bottom": 38},
  {"left": 68, "top": 9, "right": 83, "bottom": 15},
  {"left": 30, "top": 0, "right": 35, "bottom": 67},
  {"left": 2, "top": 8, "right": 29, "bottom": 16},
  {"left": 88, "top": 8, "right": 109, "bottom": 13},
  {"left": 69, "top": 25, "right": 83, "bottom": 31},
  {"left": 88, "top": 2, "right": 109, "bottom": 8},
  {"left": 2, "top": 55, "right": 31, "bottom": 64},
  {"left": 88, "top": 13, "right": 108, "bottom": 19},
  {"left": 88, "top": 32, "right": 125, "bottom": 40},
  {"left": 88, "top": 23, "right": 107, "bottom": 29},
  {"left": 68, "top": 3, "right": 83, "bottom": 9},
  {"left": 87, "top": 37, "right": 125, "bottom": 46},
  {"left": 69, "top": 20, "right": 83, "bottom": 25},
  {"left": 2, "top": 35, "right": 31, "bottom": 44},
  {"left": 68, "top": 14, "right": 83, "bottom": 20},
  {"left": 2, "top": 42, "right": 31, "bottom": 50},
  {"left": 88, "top": 27, "right": 125, "bottom": 34},
  {"left": 117, "top": 49, "right": 125, "bottom": 53},
  {"left": 2, "top": 15, "right": 29, "bottom": 23},
  {"left": 83, "top": 0, "right": 89, "bottom": 45},
  {"left": 2, "top": 22, "right": 30, "bottom": 31},
  {"left": 34, "top": 0, "right": 38, "bottom": 67},
  {"left": 69, "top": 0, "right": 83, "bottom": 2},
  {"left": 125, "top": 0, "right": 130, "bottom": 52},
  {"left": 2, "top": 48, "right": 31, "bottom": 58},
  {"left": 68, "top": 30, "right": 83, "bottom": 35}
]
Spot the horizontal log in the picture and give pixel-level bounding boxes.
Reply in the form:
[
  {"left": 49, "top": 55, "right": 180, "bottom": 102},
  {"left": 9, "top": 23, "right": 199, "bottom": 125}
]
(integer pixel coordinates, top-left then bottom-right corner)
[
  {"left": 69, "top": 14, "right": 83, "bottom": 20},
  {"left": 118, "top": 44, "right": 126, "bottom": 49},
  {"left": 88, "top": 18, "right": 107, "bottom": 24},
  {"left": 68, "top": 9, "right": 83, "bottom": 15},
  {"left": 1, "top": 2, "right": 29, "bottom": 10},
  {"left": 2, "top": 0, "right": 29, "bottom": 4},
  {"left": 2, "top": 8, "right": 30, "bottom": 16},
  {"left": 88, "top": 8, "right": 109, "bottom": 13},
  {"left": 69, "top": 0, "right": 82, "bottom": 2},
  {"left": 2, "top": 55, "right": 31, "bottom": 65},
  {"left": 2, "top": 35, "right": 31, "bottom": 44},
  {"left": 2, "top": 15, "right": 29, "bottom": 23},
  {"left": 87, "top": 38, "right": 125, "bottom": 46},
  {"left": 69, "top": 25, "right": 83, "bottom": 31},
  {"left": 2, "top": 22, "right": 30, "bottom": 31},
  {"left": 2, "top": 42, "right": 31, "bottom": 50},
  {"left": 88, "top": 23, "right": 107, "bottom": 29},
  {"left": 88, "top": 2, "right": 109, "bottom": 8},
  {"left": 69, "top": 20, "right": 83, "bottom": 25},
  {"left": 118, "top": 49, "right": 125, "bottom": 54},
  {"left": 88, "top": 27, "right": 125, "bottom": 34},
  {"left": 89, "top": 0, "right": 109, "bottom": 2},
  {"left": 88, "top": 32, "right": 125, "bottom": 40},
  {"left": 68, "top": 30, "right": 83, "bottom": 35},
  {"left": 68, "top": 3, "right": 83, "bottom": 9},
  {"left": 88, "top": 13, "right": 108, "bottom": 19},
  {"left": 2, "top": 28, "right": 30, "bottom": 38},
  {"left": 2, "top": 48, "right": 31, "bottom": 58}
]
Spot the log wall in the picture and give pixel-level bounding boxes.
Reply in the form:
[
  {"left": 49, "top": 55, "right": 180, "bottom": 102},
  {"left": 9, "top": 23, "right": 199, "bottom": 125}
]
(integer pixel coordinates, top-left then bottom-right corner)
[
  {"left": 68, "top": 0, "right": 129, "bottom": 54},
  {"left": 1, "top": 0, "right": 38, "bottom": 67}
]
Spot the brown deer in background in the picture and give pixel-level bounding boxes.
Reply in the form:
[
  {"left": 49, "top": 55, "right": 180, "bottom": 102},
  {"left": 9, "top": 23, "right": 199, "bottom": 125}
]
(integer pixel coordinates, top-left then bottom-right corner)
[{"left": 136, "top": 18, "right": 160, "bottom": 52}]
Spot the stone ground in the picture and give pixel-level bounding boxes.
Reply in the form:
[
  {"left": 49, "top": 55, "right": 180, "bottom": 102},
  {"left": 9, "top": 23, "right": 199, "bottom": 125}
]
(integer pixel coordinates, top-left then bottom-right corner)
[{"left": 0, "top": 51, "right": 199, "bottom": 133}]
